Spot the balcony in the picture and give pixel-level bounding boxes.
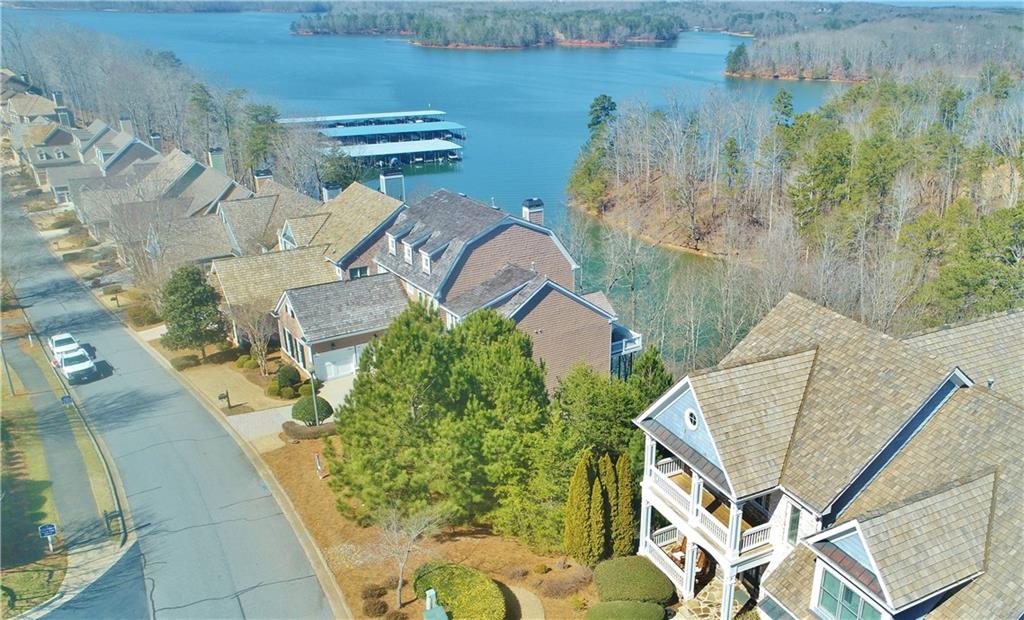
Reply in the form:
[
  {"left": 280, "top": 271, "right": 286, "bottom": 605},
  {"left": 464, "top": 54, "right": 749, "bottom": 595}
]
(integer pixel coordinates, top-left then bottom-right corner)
[
  {"left": 611, "top": 324, "right": 642, "bottom": 357},
  {"left": 646, "top": 457, "right": 772, "bottom": 557}
]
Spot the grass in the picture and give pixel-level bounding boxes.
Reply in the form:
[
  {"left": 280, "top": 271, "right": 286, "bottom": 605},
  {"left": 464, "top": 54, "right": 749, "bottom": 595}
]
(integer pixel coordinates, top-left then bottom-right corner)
[
  {"left": 18, "top": 340, "right": 118, "bottom": 538},
  {"left": 0, "top": 355, "right": 67, "bottom": 618}
]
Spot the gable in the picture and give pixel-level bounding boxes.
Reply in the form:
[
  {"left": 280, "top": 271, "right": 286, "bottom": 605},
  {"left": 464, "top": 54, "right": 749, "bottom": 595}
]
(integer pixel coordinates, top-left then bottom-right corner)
[
  {"left": 443, "top": 223, "right": 573, "bottom": 301},
  {"left": 651, "top": 384, "right": 726, "bottom": 474}
]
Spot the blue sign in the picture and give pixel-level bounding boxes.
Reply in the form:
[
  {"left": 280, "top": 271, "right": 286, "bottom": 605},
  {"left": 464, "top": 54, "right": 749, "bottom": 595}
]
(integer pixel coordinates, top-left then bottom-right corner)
[
  {"left": 38, "top": 523, "right": 56, "bottom": 538},
  {"left": 60, "top": 395, "right": 73, "bottom": 407}
]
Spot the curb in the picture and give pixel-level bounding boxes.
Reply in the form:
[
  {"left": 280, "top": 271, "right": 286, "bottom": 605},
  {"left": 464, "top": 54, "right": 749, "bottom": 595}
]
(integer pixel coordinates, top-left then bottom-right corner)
[{"left": 124, "top": 328, "right": 353, "bottom": 620}]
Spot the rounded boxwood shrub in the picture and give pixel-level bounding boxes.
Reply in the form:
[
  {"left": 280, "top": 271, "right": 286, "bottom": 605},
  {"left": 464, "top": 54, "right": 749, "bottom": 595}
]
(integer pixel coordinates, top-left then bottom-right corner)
[
  {"left": 265, "top": 378, "right": 280, "bottom": 397},
  {"left": 413, "top": 562, "right": 505, "bottom": 620},
  {"left": 235, "top": 354, "right": 251, "bottom": 368},
  {"left": 244, "top": 359, "right": 259, "bottom": 370},
  {"left": 277, "top": 364, "right": 300, "bottom": 387},
  {"left": 585, "top": 601, "right": 665, "bottom": 620},
  {"left": 125, "top": 303, "right": 160, "bottom": 327},
  {"left": 362, "top": 598, "right": 388, "bottom": 617},
  {"left": 594, "top": 557, "right": 673, "bottom": 605},
  {"left": 361, "top": 584, "right": 387, "bottom": 600},
  {"left": 298, "top": 383, "right": 313, "bottom": 397},
  {"left": 292, "top": 395, "right": 331, "bottom": 426},
  {"left": 279, "top": 386, "right": 296, "bottom": 399}
]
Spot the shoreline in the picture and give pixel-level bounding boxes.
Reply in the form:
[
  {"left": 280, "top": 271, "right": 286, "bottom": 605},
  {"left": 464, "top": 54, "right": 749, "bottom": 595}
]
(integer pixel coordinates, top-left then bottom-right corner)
[{"left": 724, "top": 70, "right": 869, "bottom": 84}]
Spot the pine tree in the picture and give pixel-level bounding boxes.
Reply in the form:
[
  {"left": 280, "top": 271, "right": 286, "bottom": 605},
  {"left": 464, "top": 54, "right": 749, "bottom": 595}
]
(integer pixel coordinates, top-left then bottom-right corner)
[
  {"left": 612, "top": 454, "right": 636, "bottom": 556},
  {"left": 159, "top": 266, "right": 225, "bottom": 359},
  {"left": 627, "top": 347, "right": 674, "bottom": 408},
  {"left": 597, "top": 453, "right": 618, "bottom": 556},
  {"left": 586, "top": 478, "right": 607, "bottom": 565},
  {"left": 563, "top": 452, "right": 594, "bottom": 562}
]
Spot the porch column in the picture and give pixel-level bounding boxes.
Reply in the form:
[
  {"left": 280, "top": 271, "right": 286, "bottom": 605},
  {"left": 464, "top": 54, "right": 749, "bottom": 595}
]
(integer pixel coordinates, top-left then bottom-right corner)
[
  {"left": 728, "top": 501, "right": 743, "bottom": 557},
  {"left": 682, "top": 539, "right": 698, "bottom": 600},
  {"left": 644, "top": 435, "right": 656, "bottom": 472},
  {"left": 690, "top": 472, "right": 703, "bottom": 519},
  {"left": 638, "top": 500, "right": 652, "bottom": 553},
  {"left": 720, "top": 569, "right": 737, "bottom": 620}
]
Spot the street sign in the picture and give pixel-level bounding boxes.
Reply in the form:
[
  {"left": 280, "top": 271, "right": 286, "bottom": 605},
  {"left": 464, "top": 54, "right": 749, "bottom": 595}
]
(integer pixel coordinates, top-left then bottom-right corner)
[
  {"left": 39, "top": 523, "right": 56, "bottom": 552},
  {"left": 60, "top": 395, "right": 73, "bottom": 407}
]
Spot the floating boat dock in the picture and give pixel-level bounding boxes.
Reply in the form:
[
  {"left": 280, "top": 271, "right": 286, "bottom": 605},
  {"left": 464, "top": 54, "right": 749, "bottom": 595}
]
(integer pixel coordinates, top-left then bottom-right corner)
[{"left": 279, "top": 110, "right": 466, "bottom": 167}]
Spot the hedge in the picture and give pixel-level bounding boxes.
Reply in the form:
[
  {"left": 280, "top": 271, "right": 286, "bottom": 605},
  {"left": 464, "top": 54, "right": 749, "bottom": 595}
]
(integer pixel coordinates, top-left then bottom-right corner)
[
  {"left": 413, "top": 562, "right": 505, "bottom": 620},
  {"left": 585, "top": 601, "right": 665, "bottom": 620},
  {"left": 594, "top": 557, "right": 674, "bottom": 605}
]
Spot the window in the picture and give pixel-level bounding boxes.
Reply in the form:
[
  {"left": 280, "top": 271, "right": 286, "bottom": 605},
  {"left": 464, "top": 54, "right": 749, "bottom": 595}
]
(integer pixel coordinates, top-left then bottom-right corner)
[
  {"left": 787, "top": 503, "right": 801, "bottom": 545},
  {"left": 349, "top": 266, "right": 369, "bottom": 280},
  {"left": 287, "top": 303, "right": 295, "bottom": 319},
  {"left": 817, "top": 567, "right": 882, "bottom": 620},
  {"left": 420, "top": 252, "right": 430, "bottom": 274},
  {"left": 403, "top": 242, "right": 412, "bottom": 264},
  {"left": 387, "top": 234, "right": 396, "bottom": 255},
  {"left": 685, "top": 408, "right": 698, "bottom": 430}
]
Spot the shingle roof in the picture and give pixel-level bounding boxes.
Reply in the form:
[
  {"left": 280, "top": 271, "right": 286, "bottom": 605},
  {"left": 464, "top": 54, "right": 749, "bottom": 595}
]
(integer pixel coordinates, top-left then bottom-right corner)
[
  {"left": 283, "top": 213, "right": 329, "bottom": 247},
  {"left": 21, "top": 122, "right": 58, "bottom": 148},
  {"left": 761, "top": 545, "right": 817, "bottom": 618},
  {"left": 375, "top": 189, "right": 506, "bottom": 297},
  {"left": 176, "top": 166, "right": 238, "bottom": 214},
  {"left": 282, "top": 275, "right": 409, "bottom": 343},
  {"left": 582, "top": 291, "right": 617, "bottom": 318},
  {"left": 310, "top": 182, "right": 403, "bottom": 263},
  {"left": 688, "top": 348, "right": 816, "bottom": 498},
  {"left": 150, "top": 216, "right": 235, "bottom": 269},
  {"left": 219, "top": 190, "right": 316, "bottom": 255},
  {"left": 903, "top": 311, "right": 1024, "bottom": 404},
  {"left": 445, "top": 263, "right": 536, "bottom": 317},
  {"left": 7, "top": 92, "right": 56, "bottom": 117},
  {"left": 256, "top": 178, "right": 319, "bottom": 212},
  {"left": 212, "top": 245, "right": 336, "bottom": 311},
  {"left": 720, "top": 294, "right": 952, "bottom": 512},
  {"left": 856, "top": 471, "right": 995, "bottom": 609},
  {"left": 841, "top": 387, "right": 1022, "bottom": 618}
]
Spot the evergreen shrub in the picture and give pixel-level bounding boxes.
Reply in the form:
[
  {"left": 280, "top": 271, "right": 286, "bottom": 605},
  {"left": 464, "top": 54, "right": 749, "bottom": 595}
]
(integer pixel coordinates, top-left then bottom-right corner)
[
  {"left": 585, "top": 601, "right": 665, "bottom": 620},
  {"left": 593, "top": 557, "right": 673, "bottom": 605},
  {"left": 413, "top": 562, "right": 505, "bottom": 620}
]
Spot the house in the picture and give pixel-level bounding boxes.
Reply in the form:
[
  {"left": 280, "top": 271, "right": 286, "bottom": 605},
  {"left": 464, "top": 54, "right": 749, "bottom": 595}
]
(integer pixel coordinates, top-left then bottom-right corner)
[
  {"left": 274, "top": 275, "right": 409, "bottom": 380},
  {"left": 275, "top": 187, "right": 642, "bottom": 386},
  {"left": 210, "top": 245, "right": 338, "bottom": 342},
  {"left": 632, "top": 295, "right": 1022, "bottom": 620},
  {"left": 219, "top": 177, "right": 321, "bottom": 255},
  {"left": 3, "top": 91, "right": 71, "bottom": 125},
  {"left": 278, "top": 180, "right": 406, "bottom": 280}
]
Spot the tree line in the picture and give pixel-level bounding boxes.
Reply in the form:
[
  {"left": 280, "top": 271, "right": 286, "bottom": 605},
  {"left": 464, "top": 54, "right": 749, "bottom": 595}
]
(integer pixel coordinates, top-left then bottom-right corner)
[
  {"left": 323, "top": 304, "right": 674, "bottom": 555},
  {"left": 568, "top": 76, "right": 1022, "bottom": 372}
]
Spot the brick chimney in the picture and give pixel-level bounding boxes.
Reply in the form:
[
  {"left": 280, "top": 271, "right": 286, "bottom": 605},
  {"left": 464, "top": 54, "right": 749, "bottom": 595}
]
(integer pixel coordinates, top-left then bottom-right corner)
[
  {"left": 207, "top": 147, "right": 227, "bottom": 174},
  {"left": 149, "top": 132, "right": 163, "bottom": 153},
  {"left": 253, "top": 169, "right": 273, "bottom": 192},
  {"left": 522, "top": 198, "right": 544, "bottom": 226}
]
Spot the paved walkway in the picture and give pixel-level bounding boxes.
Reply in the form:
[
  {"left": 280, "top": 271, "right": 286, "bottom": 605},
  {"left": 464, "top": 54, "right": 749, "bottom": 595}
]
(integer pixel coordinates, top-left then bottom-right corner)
[
  {"left": 2, "top": 339, "right": 106, "bottom": 549},
  {"left": 508, "top": 586, "right": 545, "bottom": 620},
  {"left": 135, "top": 324, "right": 166, "bottom": 341},
  {"left": 225, "top": 406, "right": 293, "bottom": 440}
]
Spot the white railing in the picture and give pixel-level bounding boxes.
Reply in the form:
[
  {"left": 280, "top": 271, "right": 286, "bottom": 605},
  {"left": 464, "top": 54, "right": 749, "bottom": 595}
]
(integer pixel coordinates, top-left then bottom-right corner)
[
  {"left": 656, "top": 457, "right": 683, "bottom": 476},
  {"left": 643, "top": 539, "right": 687, "bottom": 590},
  {"left": 740, "top": 523, "right": 772, "bottom": 553},
  {"left": 649, "top": 466, "right": 692, "bottom": 515},
  {"left": 696, "top": 504, "right": 729, "bottom": 547},
  {"left": 651, "top": 525, "right": 679, "bottom": 548},
  {"left": 611, "top": 334, "right": 643, "bottom": 357}
]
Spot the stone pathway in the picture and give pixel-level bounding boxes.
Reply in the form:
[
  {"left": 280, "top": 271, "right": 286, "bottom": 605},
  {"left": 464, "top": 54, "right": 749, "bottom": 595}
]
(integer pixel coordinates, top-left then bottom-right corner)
[{"left": 675, "top": 575, "right": 751, "bottom": 620}]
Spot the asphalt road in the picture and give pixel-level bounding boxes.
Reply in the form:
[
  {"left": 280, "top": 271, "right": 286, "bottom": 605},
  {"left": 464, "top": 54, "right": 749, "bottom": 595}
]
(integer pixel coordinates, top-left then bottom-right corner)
[{"left": 2, "top": 200, "right": 332, "bottom": 618}]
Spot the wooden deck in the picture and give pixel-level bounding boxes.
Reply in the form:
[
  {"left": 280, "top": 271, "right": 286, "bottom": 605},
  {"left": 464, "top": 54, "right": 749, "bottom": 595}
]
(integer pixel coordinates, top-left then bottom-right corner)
[{"left": 668, "top": 470, "right": 766, "bottom": 532}]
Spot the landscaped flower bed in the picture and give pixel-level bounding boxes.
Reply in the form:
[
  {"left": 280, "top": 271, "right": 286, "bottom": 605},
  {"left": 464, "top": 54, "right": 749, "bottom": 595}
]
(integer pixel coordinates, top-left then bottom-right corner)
[{"left": 413, "top": 561, "right": 505, "bottom": 620}]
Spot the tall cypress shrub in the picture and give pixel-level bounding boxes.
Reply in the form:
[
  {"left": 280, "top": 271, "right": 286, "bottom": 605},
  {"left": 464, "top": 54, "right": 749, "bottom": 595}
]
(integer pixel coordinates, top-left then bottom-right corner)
[
  {"left": 612, "top": 454, "right": 636, "bottom": 556},
  {"left": 563, "top": 452, "right": 594, "bottom": 562},
  {"left": 587, "top": 478, "right": 607, "bottom": 565},
  {"left": 597, "top": 452, "right": 618, "bottom": 555}
]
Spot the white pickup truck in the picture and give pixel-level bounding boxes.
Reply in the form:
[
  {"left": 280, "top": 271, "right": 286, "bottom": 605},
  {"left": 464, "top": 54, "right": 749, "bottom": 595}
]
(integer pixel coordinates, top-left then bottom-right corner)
[{"left": 55, "top": 348, "right": 98, "bottom": 385}]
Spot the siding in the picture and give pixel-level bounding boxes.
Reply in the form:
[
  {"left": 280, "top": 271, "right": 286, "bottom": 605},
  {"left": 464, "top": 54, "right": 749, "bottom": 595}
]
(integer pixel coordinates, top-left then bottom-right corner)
[
  {"left": 444, "top": 224, "right": 573, "bottom": 301},
  {"left": 514, "top": 286, "right": 610, "bottom": 388},
  {"left": 765, "top": 494, "right": 821, "bottom": 576},
  {"left": 340, "top": 235, "right": 386, "bottom": 281},
  {"left": 311, "top": 331, "right": 382, "bottom": 355}
]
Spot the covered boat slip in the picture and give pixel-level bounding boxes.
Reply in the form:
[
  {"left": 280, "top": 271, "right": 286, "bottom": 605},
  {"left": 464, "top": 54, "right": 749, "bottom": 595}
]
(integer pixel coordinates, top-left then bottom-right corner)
[
  {"left": 332, "top": 138, "right": 464, "bottom": 166},
  {"left": 279, "top": 109, "right": 447, "bottom": 127},
  {"left": 319, "top": 120, "right": 467, "bottom": 144}
]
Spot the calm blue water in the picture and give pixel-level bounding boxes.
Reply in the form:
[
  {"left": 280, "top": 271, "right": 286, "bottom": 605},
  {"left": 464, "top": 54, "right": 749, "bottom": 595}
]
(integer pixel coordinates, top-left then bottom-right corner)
[{"left": 7, "top": 9, "right": 836, "bottom": 234}]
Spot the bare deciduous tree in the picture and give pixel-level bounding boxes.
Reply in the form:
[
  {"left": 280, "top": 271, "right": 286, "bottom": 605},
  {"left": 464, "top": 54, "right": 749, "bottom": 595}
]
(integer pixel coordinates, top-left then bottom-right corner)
[
  {"left": 224, "top": 301, "right": 277, "bottom": 375},
  {"left": 368, "top": 506, "right": 447, "bottom": 611}
]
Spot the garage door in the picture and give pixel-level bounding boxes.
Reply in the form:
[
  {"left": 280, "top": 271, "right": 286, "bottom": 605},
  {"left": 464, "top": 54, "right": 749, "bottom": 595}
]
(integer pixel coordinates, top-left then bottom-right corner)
[{"left": 322, "top": 347, "right": 356, "bottom": 380}]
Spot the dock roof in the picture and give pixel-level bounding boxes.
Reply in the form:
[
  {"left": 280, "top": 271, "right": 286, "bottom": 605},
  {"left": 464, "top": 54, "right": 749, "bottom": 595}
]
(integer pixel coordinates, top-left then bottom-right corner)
[
  {"left": 340, "top": 139, "right": 462, "bottom": 158},
  {"left": 319, "top": 120, "right": 466, "bottom": 139},
  {"left": 279, "top": 110, "right": 446, "bottom": 125}
]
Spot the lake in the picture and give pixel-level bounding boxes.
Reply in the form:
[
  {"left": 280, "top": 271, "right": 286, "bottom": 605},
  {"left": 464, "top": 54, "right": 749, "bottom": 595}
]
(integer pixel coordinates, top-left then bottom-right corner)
[{"left": 8, "top": 9, "right": 837, "bottom": 345}]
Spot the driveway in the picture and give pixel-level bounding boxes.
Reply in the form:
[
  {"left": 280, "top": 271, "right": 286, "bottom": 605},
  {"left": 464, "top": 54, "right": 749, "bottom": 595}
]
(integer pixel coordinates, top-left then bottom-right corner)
[{"left": 3, "top": 199, "right": 334, "bottom": 617}]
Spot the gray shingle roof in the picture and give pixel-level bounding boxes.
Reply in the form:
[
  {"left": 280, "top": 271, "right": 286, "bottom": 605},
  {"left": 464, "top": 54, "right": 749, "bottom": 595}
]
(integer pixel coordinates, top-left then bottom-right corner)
[
  {"left": 688, "top": 348, "right": 816, "bottom": 498},
  {"left": 283, "top": 275, "right": 409, "bottom": 343},
  {"left": 375, "top": 189, "right": 507, "bottom": 297},
  {"left": 150, "top": 215, "right": 235, "bottom": 269},
  {"left": 720, "top": 294, "right": 952, "bottom": 512},
  {"left": 445, "top": 263, "right": 536, "bottom": 317},
  {"left": 761, "top": 545, "right": 817, "bottom": 618},
  {"left": 903, "top": 311, "right": 1024, "bottom": 404}
]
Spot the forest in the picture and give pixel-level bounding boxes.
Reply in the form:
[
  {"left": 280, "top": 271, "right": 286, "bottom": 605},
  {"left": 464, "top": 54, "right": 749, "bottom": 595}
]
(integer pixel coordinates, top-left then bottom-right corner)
[{"left": 567, "top": 75, "right": 1023, "bottom": 371}]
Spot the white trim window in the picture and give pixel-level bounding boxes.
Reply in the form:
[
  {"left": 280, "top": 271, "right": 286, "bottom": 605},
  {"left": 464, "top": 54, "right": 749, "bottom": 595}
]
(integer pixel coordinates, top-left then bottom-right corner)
[
  {"left": 387, "top": 234, "right": 396, "bottom": 255},
  {"left": 420, "top": 251, "right": 430, "bottom": 274},
  {"left": 403, "top": 242, "right": 412, "bottom": 264},
  {"left": 787, "top": 503, "right": 802, "bottom": 545},
  {"left": 816, "top": 566, "right": 883, "bottom": 620},
  {"left": 349, "top": 266, "right": 369, "bottom": 280}
]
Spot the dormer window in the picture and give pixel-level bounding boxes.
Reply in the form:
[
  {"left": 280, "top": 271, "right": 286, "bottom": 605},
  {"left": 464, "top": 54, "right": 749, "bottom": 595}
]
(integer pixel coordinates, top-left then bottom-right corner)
[
  {"left": 387, "top": 234, "right": 396, "bottom": 255},
  {"left": 815, "top": 566, "right": 883, "bottom": 620},
  {"left": 420, "top": 252, "right": 431, "bottom": 274},
  {"left": 403, "top": 242, "right": 412, "bottom": 264}
]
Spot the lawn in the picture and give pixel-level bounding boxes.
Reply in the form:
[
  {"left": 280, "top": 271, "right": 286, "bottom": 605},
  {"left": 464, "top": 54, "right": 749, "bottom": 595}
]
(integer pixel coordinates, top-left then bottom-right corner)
[
  {"left": 19, "top": 340, "right": 118, "bottom": 536},
  {"left": 0, "top": 356, "right": 67, "bottom": 618},
  {"left": 263, "top": 438, "right": 597, "bottom": 619}
]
